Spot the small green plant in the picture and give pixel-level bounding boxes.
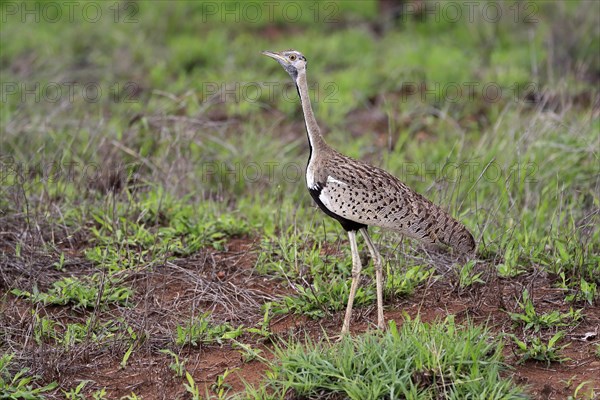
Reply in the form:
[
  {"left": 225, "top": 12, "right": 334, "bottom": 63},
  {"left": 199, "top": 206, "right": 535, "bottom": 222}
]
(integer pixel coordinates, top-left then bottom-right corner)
[
  {"left": 457, "top": 260, "right": 485, "bottom": 288},
  {"left": 0, "top": 353, "right": 58, "bottom": 399},
  {"left": 159, "top": 349, "right": 186, "bottom": 377},
  {"left": 565, "top": 379, "right": 596, "bottom": 400},
  {"left": 62, "top": 380, "right": 91, "bottom": 400},
  {"left": 62, "top": 321, "right": 90, "bottom": 348},
  {"left": 11, "top": 274, "right": 133, "bottom": 310},
  {"left": 232, "top": 341, "right": 265, "bottom": 363},
  {"left": 497, "top": 241, "right": 526, "bottom": 278},
  {"left": 509, "top": 331, "right": 570, "bottom": 365},
  {"left": 183, "top": 372, "right": 203, "bottom": 400},
  {"left": 32, "top": 313, "right": 57, "bottom": 344},
  {"left": 568, "top": 386, "right": 596, "bottom": 400},
  {"left": 55, "top": 318, "right": 122, "bottom": 349},
  {"left": 63, "top": 380, "right": 90, "bottom": 399},
  {"left": 508, "top": 289, "right": 583, "bottom": 332},
  {"left": 245, "top": 302, "right": 273, "bottom": 339},
  {"left": 175, "top": 312, "right": 243, "bottom": 346},
  {"left": 384, "top": 264, "right": 432, "bottom": 297},
  {"left": 556, "top": 273, "right": 598, "bottom": 305},
  {"left": 120, "top": 326, "right": 138, "bottom": 369},
  {"left": 210, "top": 368, "right": 237, "bottom": 399},
  {"left": 571, "top": 278, "right": 597, "bottom": 305},
  {"left": 52, "top": 252, "right": 66, "bottom": 271},
  {"left": 92, "top": 387, "right": 108, "bottom": 400}
]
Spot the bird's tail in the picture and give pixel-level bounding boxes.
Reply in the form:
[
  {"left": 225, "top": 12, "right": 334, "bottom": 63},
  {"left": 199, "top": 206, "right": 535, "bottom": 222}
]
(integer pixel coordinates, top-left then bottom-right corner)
[
  {"left": 405, "top": 202, "right": 476, "bottom": 255},
  {"left": 434, "top": 211, "right": 476, "bottom": 255}
]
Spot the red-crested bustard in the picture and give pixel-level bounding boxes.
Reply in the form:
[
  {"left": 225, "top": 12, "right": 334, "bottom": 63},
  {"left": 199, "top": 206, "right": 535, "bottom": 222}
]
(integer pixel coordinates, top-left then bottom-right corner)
[{"left": 262, "top": 49, "right": 476, "bottom": 335}]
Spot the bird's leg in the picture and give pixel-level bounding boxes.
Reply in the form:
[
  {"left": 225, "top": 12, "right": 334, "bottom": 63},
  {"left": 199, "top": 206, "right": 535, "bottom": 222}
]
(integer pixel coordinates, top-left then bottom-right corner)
[
  {"left": 341, "top": 230, "right": 362, "bottom": 335},
  {"left": 359, "top": 228, "right": 385, "bottom": 330}
]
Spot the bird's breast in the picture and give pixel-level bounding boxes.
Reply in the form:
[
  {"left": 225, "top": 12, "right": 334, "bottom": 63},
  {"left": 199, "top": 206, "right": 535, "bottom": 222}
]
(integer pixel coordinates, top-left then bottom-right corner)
[
  {"left": 305, "top": 151, "right": 317, "bottom": 189},
  {"left": 316, "top": 176, "right": 354, "bottom": 213},
  {"left": 306, "top": 165, "right": 317, "bottom": 190}
]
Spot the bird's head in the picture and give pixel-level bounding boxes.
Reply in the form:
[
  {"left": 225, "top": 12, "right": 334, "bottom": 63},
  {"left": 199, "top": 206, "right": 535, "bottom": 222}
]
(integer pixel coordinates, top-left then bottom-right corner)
[{"left": 261, "top": 49, "right": 306, "bottom": 80}]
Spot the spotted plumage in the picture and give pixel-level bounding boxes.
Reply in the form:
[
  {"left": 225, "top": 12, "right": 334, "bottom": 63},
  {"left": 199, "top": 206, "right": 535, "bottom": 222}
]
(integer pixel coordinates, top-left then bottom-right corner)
[
  {"left": 311, "top": 149, "right": 475, "bottom": 254},
  {"left": 262, "top": 49, "right": 475, "bottom": 335}
]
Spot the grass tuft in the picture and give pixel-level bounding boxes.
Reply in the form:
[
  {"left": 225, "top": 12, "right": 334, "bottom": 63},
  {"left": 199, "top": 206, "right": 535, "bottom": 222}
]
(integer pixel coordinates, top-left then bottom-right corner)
[{"left": 251, "top": 317, "right": 527, "bottom": 399}]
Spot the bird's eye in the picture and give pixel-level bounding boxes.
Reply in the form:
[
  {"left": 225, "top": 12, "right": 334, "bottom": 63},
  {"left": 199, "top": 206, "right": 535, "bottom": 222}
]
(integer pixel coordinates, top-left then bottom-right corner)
[{"left": 289, "top": 54, "right": 296, "bottom": 61}]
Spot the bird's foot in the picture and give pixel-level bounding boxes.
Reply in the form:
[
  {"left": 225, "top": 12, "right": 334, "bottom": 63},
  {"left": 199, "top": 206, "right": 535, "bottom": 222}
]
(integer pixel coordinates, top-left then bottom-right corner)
[
  {"left": 329, "top": 334, "right": 344, "bottom": 342},
  {"left": 330, "top": 328, "right": 351, "bottom": 342}
]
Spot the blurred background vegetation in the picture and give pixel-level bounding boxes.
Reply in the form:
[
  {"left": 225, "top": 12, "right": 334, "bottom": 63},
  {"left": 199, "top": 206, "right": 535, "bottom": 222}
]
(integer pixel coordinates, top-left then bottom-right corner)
[{"left": 2, "top": 0, "right": 599, "bottom": 289}]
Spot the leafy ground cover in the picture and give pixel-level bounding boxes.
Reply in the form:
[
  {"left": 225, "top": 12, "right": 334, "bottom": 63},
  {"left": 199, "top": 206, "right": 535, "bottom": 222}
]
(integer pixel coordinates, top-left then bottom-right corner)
[{"left": 1, "top": 1, "right": 599, "bottom": 399}]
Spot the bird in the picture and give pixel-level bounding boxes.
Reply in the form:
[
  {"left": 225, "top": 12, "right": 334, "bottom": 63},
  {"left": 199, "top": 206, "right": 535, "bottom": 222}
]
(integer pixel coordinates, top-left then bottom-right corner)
[{"left": 262, "top": 49, "right": 476, "bottom": 335}]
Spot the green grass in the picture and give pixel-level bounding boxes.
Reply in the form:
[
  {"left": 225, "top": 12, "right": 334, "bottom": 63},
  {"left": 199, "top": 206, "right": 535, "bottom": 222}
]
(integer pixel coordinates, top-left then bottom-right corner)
[
  {"left": 508, "top": 289, "right": 582, "bottom": 332},
  {"left": 259, "top": 233, "right": 434, "bottom": 319},
  {"left": 1, "top": 0, "right": 598, "bottom": 397},
  {"left": 11, "top": 274, "right": 133, "bottom": 310},
  {"left": 175, "top": 312, "right": 244, "bottom": 346},
  {"left": 246, "top": 317, "right": 527, "bottom": 399},
  {"left": 0, "top": 353, "right": 57, "bottom": 399},
  {"left": 509, "top": 331, "right": 570, "bottom": 365}
]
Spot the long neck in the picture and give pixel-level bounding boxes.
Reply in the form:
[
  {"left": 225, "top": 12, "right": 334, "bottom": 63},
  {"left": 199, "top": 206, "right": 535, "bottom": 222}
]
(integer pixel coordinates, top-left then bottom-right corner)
[{"left": 295, "top": 70, "right": 327, "bottom": 153}]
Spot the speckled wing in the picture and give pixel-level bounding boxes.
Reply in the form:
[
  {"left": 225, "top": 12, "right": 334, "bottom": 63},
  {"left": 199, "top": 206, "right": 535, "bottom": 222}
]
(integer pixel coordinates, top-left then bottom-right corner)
[{"left": 316, "top": 153, "right": 475, "bottom": 254}]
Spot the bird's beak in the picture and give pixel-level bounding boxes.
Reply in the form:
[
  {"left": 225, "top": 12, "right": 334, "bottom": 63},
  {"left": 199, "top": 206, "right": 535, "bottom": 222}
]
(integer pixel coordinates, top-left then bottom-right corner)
[{"left": 261, "top": 50, "right": 288, "bottom": 64}]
